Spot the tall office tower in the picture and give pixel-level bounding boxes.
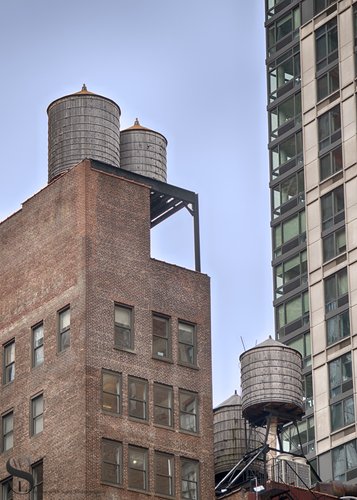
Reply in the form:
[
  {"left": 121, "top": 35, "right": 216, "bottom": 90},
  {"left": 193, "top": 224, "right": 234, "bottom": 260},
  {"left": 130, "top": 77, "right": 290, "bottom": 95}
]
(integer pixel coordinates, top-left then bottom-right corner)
[
  {"left": 266, "top": 0, "right": 357, "bottom": 483},
  {"left": 0, "top": 88, "right": 214, "bottom": 499}
]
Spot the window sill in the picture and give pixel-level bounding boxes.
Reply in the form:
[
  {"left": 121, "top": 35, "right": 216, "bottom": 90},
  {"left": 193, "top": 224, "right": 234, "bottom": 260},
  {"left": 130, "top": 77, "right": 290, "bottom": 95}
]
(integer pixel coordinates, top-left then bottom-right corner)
[
  {"left": 179, "top": 428, "right": 200, "bottom": 437},
  {"left": 323, "top": 252, "right": 347, "bottom": 270},
  {"left": 101, "top": 409, "right": 122, "bottom": 418},
  {"left": 330, "top": 421, "right": 355, "bottom": 437},
  {"left": 113, "top": 346, "right": 136, "bottom": 355},
  {"left": 178, "top": 362, "right": 199, "bottom": 371},
  {"left": 153, "top": 423, "right": 175, "bottom": 432},
  {"left": 152, "top": 355, "right": 173, "bottom": 364},
  {"left": 101, "top": 481, "right": 123, "bottom": 489},
  {"left": 128, "top": 417, "right": 149, "bottom": 425},
  {"left": 127, "top": 487, "right": 150, "bottom": 496}
]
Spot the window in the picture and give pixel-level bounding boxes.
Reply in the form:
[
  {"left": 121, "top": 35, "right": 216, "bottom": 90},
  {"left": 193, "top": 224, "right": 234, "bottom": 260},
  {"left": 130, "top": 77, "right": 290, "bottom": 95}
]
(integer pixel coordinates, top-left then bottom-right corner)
[
  {"left": 274, "top": 249, "right": 307, "bottom": 299},
  {"left": 31, "top": 460, "right": 43, "bottom": 500},
  {"left": 153, "top": 314, "right": 171, "bottom": 360},
  {"left": 154, "top": 383, "right": 173, "bottom": 427},
  {"left": 269, "top": 92, "right": 301, "bottom": 141},
  {"left": 128, "top": 377, "right": 148, "bottom": 421},
  {"left": 273, "top": 210, "right": 306, "bottom": 257},
  {"left": 32, "top": 323, "right": 44, "bottom": 368},
  {"left": 286, "top": 331, "right": 311, "bottom": 368},
  {"left": 329, "top": 352, "right": 353, "bottom": 398},
  {"left": 1, "top": 478, "right": 12, "bottom": 500},
  {"left": 271, "top": 131, "right": 302, "bottom": 178},
  {"left": 325, "top": 268, "right": 348, "bottom": 313},
  {"left": 179, "top": 390, "right": 198, "bottom": 433},
  {"left": 321, "top": 186, "right": 344, "bottom": 231},
  {"left": 2, "top": 411, "right": 13, "bottom": 452},
  {"left": 102, "top": 370, "right": 121, "bottom": 414},
  {"left": 332, "top": 440, "right": 357, "bottom": 481},
  {"left": 114, "top": 304, "right": 133, "bottom": 350},
  {"left": 178, "top": 322, "right": 197, "bottom": 366},
  {"left": 320, "top": 145, "right": 342, "bottom": 181},
  {"left": 304, "top": 372, "right": 314, "bottom": 410},
  {"left": 31, "top": 394, "right": 43, "bottom": 436},
  {"left": 354, "top": 4, "right": 357, "bottom": 74},
  {"left": 3, "top": 341, "right": 15, "bottom": 384},
  {"left": 101, "top": 439, "right": 122, "bottom": 486},
  {"left": 58, "top": 307, "right": 70, "bottom": 352},
  {"left": 272, "top": 170, "right": 304, "bottom": 218},
  {"left": 317, "top": 65, "right": 339, "bottom": 102},
  {"left": 155, "top": 451, "right": 174, "bottom": 497},
  {"left": 323, "top": 227, "right": 346, "bottom": 262},
  {"left": 282, "top": 416, "right": 315, "bottom": 456},
  {"left": 331, "top": 396, "right": 355, "bottom": 431},
  {"left": 128, "top": 446, "right": 148, "bottom": 492},
  {"left": 318, "top": 105, "right": 341, "bottom": 152},
  {"left": 276, "top": 291, "right": 309, "bottom": 336},
  {"left": 327, "top": 310, "right": 350, "bottom": 345},
  {"left": 181, "top": 458, "right": 199, "bottom": 499},
  {"left": 314, "top": 0, "right": 337, "bottom": 15},
  {"left": 268, "top": 7, "right": 301, "bottom": 53},
  {"left": 268, "top": 46, "right": 301, "bottom": 103},
  {"left": 316, "top": 18, "right": 338, "bottom": 72}
]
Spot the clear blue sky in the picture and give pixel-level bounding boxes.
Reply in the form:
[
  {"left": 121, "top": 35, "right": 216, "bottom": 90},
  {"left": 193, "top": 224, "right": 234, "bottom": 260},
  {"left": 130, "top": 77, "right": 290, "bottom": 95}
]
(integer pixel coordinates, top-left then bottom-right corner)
[{"left": 0, "top": 0, "right": 272, "bottom": 406}]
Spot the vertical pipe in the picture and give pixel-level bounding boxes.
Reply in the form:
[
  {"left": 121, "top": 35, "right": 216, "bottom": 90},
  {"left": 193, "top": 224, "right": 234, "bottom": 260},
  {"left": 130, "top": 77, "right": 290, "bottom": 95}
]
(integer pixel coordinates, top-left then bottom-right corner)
[{"left": 193, "top": 194, "right": 201, "bottom": 272}]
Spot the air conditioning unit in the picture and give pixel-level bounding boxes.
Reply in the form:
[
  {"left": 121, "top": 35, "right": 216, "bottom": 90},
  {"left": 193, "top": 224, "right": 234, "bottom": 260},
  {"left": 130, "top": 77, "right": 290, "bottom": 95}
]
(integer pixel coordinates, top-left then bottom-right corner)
[{"left": 273, "top": 457, "right": 311, "bottom": 488}]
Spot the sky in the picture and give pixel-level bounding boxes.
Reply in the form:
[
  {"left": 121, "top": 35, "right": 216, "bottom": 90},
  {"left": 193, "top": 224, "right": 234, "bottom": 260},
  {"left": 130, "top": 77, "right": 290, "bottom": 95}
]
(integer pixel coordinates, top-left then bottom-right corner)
[{"left": 0, "top": 0, "right": 272, "bottom": 406}]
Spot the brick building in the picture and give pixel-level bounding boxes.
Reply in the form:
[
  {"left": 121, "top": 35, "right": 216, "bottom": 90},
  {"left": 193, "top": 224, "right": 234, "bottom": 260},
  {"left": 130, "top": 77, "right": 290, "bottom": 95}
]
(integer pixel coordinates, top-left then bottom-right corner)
[{"left": 0, "top": 89, "right": 214, "bottom": 499}]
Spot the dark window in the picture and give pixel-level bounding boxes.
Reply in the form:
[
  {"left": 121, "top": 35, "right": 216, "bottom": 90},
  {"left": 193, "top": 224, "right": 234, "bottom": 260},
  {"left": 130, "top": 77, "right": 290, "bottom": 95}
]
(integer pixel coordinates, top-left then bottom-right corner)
[
  {"left": 320, "top": 145, "right": 342, "bottom": 181},
  {"left": 31, "top": 460, "right": 43, "bottom": 500},
  {"left": 58, "top": 307, "right": 70, "bottom": 352},
  {"left": 329, "top": 352, "right": 353, "bottom": 398},
  {"left": 331, "top": 396, "right": 355, "bottom": 431},
  {"left": 269, "top": 92, "right": 301, "bottom": 140},
  {"left": 1, "top": 411, "right": 13, "bottom": 452},
  {"left": 317, "top": 65, "right": 339, "bottom": 101},
  {"left": 332, "top": 439, "right": 357, "bottom": 480},
  {"left": 155, "top": 451, "right": 174, "bottom": 497},
  {"left": 179, "top": 390, "right": 198, "bottom": 433},
  {"left": 268, "top": 46, "right": 301, "bottom": 103},
  {"left": 101, "top": 439, "right": 122, "bottom": 486},
  {"left": 128, "top": 377, "right": 148, "bottom": 421},
  {"left": 31, "top": 394, "right": 43, "bottom": 436},
  {"left": 354, "top": 5, "right": 357, "bottom": 74},
  {"left": 272, "top": 170, "right": 304, "bottom": 218},
  {"left": 274, "top": 249, "right": 307, "bottom": 299},
  {"left": 102, "top": 371, "right": 121, "bottom": 414},
  {"left": 323, "top": 227, "right": 346, "bottom": 262},
  {"left": 273, "top": 210, "right": 306, "bottom": 258},
  {"left": 321, "top": 186, "right": 344, "bottom": 231},
  {"left": 318, "top": 105, "right": 341, "bottom": 152},
  {"left": 276, "top": 291, "right": 309, "bottom": 335},
  {"left": 114, "top": 304, "right": 133, "bottom": 350},
  {"left": 128, "top": 446, "right": 148, "bottom": 492},
  {"left": 153, "top": 314, "right": 171, "bottom": 360},
  {"left": 282, "top": 416, "right": 315, "bottom": 455},
  {"left": 32, "top": 323, "right": 44, "bottom": 368},
  {"left": 286, "top": 331, "right": 311, "bottom": 368},
  {"left": 325, "top": 267, "right": 348, "bottom": 312},
  {"left": 314, "top": 0, "right": 337, "bottom": 16},
  {"left": 3, "top": 341, "right": 15, "bottom": 384},
  {"left": 154, "top": 383, "right": 173, "bottom": 427},
  {"left": 327, "top": 310, "right": 350, "bottom": 345},
  {"left": 271, "top": 131, "right": 303, "bottom": 179},
  {"left": 178, "top": 322, "right": 197, "bottom": 366},
  {"left": 181, "top": 458, "right": 199, "bottom": 499},
  {"left": 304, "top": 372, "right": 314, "bottom": 411},
  {"left": 316, "top": 18, "right": 338, "bottom": 72},
  {"left": 1, "top": 478, "right": 13, "bottom": 500},
  {"left": 268, "top": 6, "right": 301, "bottom": 53}
]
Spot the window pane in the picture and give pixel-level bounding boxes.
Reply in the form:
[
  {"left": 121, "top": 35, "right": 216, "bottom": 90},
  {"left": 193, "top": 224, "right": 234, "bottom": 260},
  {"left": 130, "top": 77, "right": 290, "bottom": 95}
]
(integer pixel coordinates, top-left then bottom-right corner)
[{"left": 128, "top": 447, "right": 147, "bottom": 491}]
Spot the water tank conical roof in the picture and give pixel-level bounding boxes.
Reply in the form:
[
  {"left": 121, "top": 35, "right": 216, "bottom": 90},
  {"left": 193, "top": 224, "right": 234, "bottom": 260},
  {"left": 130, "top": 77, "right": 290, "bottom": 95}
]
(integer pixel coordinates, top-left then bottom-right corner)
[
  {"left": 120, "top": 118, "right": 167, "bottom": 182},
  {"left": 240, "top": 336, "right": 304, "bottom": 425},
  {"left": 47, "top": 85, "right": 121, "bottom": 182}
]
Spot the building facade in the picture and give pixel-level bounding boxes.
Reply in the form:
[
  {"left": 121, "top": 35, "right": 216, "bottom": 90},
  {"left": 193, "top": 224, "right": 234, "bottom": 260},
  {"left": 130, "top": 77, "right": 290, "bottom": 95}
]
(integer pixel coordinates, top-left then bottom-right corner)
[
  {"left": 266, "top": 0, "right": 357, "bottom": 483},
  {"left": 0, "top": 90, "right": 214, "bottom": 499}
]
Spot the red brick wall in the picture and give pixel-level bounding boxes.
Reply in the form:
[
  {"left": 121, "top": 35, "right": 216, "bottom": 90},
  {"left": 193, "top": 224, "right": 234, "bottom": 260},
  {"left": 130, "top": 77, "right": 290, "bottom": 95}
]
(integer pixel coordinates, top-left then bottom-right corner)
[{"left": 0, "top": 160, "right": 214, "bottom": 499}]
